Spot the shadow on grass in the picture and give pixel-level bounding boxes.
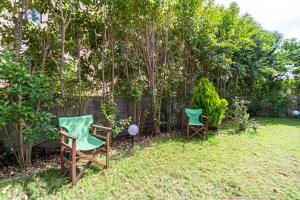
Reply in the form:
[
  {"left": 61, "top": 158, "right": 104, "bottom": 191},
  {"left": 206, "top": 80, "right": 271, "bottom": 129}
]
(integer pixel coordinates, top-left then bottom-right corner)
[{"left": 0, "top": 168, "right": 68, "bottom": 198}]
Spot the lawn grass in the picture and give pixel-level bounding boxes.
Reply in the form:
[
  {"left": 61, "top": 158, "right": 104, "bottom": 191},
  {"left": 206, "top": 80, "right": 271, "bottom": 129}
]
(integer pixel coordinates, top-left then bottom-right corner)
[{"left": 0, "top": 118, "right": 300, "bottom": 199}]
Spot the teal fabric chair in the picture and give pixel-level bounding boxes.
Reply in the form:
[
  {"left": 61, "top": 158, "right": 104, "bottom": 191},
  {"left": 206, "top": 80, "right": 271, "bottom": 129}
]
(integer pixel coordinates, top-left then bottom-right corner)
[
  {"left": 59, "top": 115, "right": 111, "bottom": 185},
  {"left": 184, "top": 108, "right": 208, "bottom": 139}
]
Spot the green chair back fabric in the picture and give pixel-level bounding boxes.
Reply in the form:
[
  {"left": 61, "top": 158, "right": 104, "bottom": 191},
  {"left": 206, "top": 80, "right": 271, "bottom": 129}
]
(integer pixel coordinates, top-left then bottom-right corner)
[
  {"left": 184, "top": 108, "right": 204, "bottom": 126},
  {"left": 59, "top": 115, "right": 105, "bottom": 151}
]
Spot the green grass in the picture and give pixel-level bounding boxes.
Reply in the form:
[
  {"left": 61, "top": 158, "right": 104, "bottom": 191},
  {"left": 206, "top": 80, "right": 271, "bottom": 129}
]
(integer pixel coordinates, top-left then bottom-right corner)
[{"left": 1, "top": 118, "right": 300, "bottom": 199}]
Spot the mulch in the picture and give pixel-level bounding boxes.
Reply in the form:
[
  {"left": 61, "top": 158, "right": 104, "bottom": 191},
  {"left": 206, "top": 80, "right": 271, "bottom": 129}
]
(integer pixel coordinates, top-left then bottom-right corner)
[
  {"left": 0, "top": 154, "right": 60, "bottom": 179},
  {"left": 0, "top": 131, "right": 176, "bottom": 179}
]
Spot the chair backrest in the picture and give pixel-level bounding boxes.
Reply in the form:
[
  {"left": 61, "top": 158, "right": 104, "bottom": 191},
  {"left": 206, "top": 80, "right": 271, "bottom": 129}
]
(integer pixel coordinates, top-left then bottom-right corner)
[
  {"left": 59, "top": 115, "right": 93, "bottom": 142},
  {"left": 185, "top": 108, "right": 202, "bottom": 125}
]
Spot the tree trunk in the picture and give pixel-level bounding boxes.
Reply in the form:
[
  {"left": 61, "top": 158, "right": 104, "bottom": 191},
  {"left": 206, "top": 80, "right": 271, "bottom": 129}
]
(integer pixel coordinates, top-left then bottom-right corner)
[
  {"left": 152, "top": 92, "right": 161, "bottom": 135},
  {"left": 13, "top": 0, "right": 33, "bottom": 167},
  {"left": 144, "top": 24, "right": 161, "bottom": 135},
  {"left": 111, "top": 37, "right": 115, "bottom": 94},
  {"left": 100, "top": 2, "right": 107, "bottom": 98},
  {"left": 24, "top": 142, "right": 33, "bottom": 166},
  {"left": 14, "top": 0, "right": 28, "bottom": 60},
  {"left": 167, "top": 98, "right": 172, "bottom": 132},
  {"left": 76, "top": 37, "right": 82, "bottom": 115},
  {"left": 133, "top": 99, "right": 137, "bottom": 124},
  {"left": 41, "top": 32, "right": 51, "bottom": 72},
  {"left": 136, "top": 99, "right": 141, "bottom": 128},
  {"left": 60, "top": 0, "right": 66, "bottom": 99},
  {"left": 59, "top": 0, "right": 72, "bottom": 116},
  {"left": 16, "top": 119, "right": 25, "bottom": 166}
]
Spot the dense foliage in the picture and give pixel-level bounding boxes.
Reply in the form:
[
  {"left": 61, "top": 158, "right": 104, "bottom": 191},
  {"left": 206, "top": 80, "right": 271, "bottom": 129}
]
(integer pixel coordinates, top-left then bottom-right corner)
[
  {"left": 0, "top": 51, "right": 56, "bottom": 166},
  {"left": 191, "top": 78, "right": 228, "bottom": 127},
  {"left": 0, "top": 0, "right": 300, "bottom": 165}
]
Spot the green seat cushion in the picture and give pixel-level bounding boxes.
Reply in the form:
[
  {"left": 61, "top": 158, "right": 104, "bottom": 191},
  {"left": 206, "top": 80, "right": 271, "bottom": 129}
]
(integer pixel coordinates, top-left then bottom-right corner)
[
  {"left": 185, "top": 108, "right": 204, "bottom": 127},
  {"left": 189, "top": 121, "right": 204, "bottom": 126},
  {"left": 59, "top": 115, "right": 105, "bottom": 151},
  {"left": 72, "top": 136, "right": 105, "bottom": 151}
]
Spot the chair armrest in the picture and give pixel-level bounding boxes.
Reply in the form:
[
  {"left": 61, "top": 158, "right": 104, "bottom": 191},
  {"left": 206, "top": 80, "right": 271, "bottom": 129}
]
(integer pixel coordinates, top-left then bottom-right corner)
[
  {"left": 59, "top": 130, "right": 77, "bottom": 140},
  {"left": 92, "top": 124, "right": 112, "bottom": 131},
  {"left": 92, "top": 124, "right": 111, "bottom": 140}
]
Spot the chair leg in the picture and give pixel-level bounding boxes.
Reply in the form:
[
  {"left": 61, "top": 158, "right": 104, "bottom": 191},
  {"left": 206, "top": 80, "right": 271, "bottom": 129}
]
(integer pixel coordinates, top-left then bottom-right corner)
[
  {"left": 71, "top": 148, "right": 77, "bottom": 185},
  {"left": 188, "top": 126, "right": 206, "bottom": 139},
  {"left": 60, "top": 149, "right": 65, "bottom": 174},
  {"left": 186, "top": 125, "right": 189, "bottom": 139},
  {"left": 105, "top": 139, "right": 110, "bottom": 168},
  {"left": 60, "top": 133, "right": 65, "bottom": 174},
  {"left": 202, "top": 128, "right": 208, "bottom": 139}
]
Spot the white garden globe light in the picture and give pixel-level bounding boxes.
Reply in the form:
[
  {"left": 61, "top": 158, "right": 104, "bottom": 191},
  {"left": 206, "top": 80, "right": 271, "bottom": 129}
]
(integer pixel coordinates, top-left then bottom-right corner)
[
  {"left": 128, "top": 124, "right": 139, "bottom": 136},
  {"left": 292, "top": 110, "right": 300, "bottom": 116}
]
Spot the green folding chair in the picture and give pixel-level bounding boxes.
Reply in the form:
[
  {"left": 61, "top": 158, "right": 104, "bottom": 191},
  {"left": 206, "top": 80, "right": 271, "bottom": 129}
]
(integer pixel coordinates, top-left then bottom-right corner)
[
  {"left": 59, "top": 115, "right": 111, "bottom": 185},
  {"left": 183, "top": 108, "right": 208, "bottom": 139}
]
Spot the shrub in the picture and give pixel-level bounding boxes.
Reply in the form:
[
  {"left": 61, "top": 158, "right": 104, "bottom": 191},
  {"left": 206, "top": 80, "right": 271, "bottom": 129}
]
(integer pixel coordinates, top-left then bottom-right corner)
[
  {"left": 100, "top": 94, "right": 131, "bottom": 138},
  {"left": 191, "top": 78, "right": 228, "bottom": 127},
  {"left": 232, "top": 98, "right": 258, "bottom": 134},
  {"left": 100, "top": 94, "right": 117, "bottom": 125},
  {"left": 0, "top": 50, "right": 56, "bottom": 166}
]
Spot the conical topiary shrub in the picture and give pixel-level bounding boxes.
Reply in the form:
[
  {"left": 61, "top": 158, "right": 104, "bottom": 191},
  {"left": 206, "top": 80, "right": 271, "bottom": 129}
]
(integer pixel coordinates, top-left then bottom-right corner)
[{"left": 191, "top": 78, "right": 228, "bottom": 128}]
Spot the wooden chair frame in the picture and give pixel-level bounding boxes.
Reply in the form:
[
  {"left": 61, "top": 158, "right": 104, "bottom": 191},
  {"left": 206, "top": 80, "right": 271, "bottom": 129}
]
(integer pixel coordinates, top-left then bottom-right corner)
[
  {"left": 183, "top": 113, "right": 208, "bottom": 139},
  {"left": 59, "top": 125, "right": 111, "bottom": 185}
]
